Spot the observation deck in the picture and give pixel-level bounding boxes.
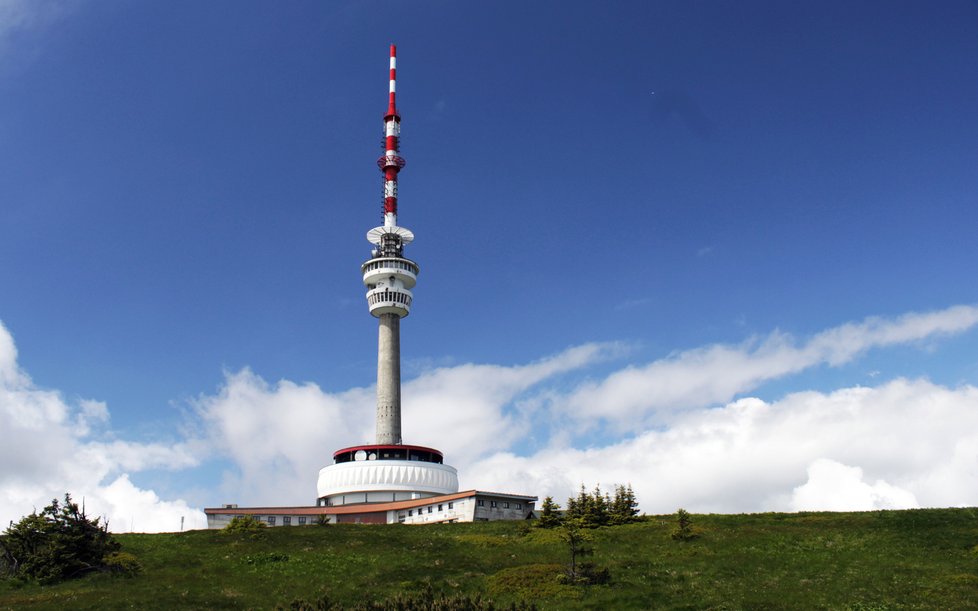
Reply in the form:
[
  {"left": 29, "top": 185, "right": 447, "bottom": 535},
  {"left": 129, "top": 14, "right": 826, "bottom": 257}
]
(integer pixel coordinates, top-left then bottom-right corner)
[{"left": 362, "top": 256, "right": 419, "bottom": 317}]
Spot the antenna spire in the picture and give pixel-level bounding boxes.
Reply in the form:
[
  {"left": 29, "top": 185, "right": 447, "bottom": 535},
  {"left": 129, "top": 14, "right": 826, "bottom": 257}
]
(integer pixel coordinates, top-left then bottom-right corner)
[
  {"left": 386, "top": 44, "right": 398, "bottom": 119},
  {"left": 377, "top": 44, "right": 406, "bottom": 228}
]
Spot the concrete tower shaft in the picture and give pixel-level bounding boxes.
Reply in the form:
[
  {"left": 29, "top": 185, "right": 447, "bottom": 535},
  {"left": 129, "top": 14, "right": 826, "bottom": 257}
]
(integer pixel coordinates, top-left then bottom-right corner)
[{"left": 375, "top": 313, "right": 401, "bottom": 444}]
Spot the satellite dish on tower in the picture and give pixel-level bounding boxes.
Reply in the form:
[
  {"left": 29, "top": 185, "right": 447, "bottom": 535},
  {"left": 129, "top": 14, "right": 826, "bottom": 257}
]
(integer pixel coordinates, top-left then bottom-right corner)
[{"left": 367, "top": 225, "right": 414, "bottom": 245}]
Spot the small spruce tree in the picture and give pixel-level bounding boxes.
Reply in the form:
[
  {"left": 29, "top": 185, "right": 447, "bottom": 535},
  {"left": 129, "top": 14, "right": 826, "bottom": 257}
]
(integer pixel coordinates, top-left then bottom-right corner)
[
  {"left": 557, "top": 519, "right": 611, "bottom": 586},
  {"left": 609, "top": 484, "right": 640, "bottom": 525},
  {"left": 537, "top": 496, "right": 562, "bottom": 528},
  {"left": 671, "top": 508, "right": 698, "bottom": 541},
  {"left": 583, "top": 485, "right": 609, "bottom": 528},
  {"left": 566, "top": 483, "right": 631, "bottom": 528}
]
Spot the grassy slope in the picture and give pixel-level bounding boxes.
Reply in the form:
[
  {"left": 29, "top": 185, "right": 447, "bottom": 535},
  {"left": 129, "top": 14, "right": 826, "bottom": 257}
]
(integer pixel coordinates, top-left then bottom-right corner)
[{"left": 1, "top": 508, "right": 977, "bottom": 610}]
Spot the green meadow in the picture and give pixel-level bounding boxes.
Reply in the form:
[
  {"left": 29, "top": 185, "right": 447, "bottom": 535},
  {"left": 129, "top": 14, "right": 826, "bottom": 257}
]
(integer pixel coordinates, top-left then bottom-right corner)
[{"left": 2, "top": 508, "right": 977, "bottom": 609}]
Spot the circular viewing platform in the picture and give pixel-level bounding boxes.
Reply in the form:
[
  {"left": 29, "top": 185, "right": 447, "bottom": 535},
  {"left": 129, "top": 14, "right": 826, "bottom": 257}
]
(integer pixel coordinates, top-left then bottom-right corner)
[
  {"left": 362, "top": 257, "right": 419, "bottom": 289},
  {"left": 317, "top": 445, "right": 458, "bottom": 506},
  {"left": 332, "top": 444, "right": 444, "bottom": 464}
]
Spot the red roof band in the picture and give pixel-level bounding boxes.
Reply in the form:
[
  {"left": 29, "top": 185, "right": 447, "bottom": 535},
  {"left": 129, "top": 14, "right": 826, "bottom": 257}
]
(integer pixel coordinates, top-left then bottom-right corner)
[{"left": 332, "top": 444, "right": 444, "bottom": 460}]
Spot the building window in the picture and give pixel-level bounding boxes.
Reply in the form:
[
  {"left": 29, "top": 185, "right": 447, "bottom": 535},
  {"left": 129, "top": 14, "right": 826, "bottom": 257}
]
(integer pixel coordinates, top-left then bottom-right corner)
[
  {"left": 268, "top": 516, "right": 276, "bottom": 526},
  {"left": 515, "top": 503, "right": 522, "bottom": 510},
  {"left": 428, "top": 506, "right": 433, "bottom": 514},
  {"left": 477, "top": 500, "right": 484, "bottom": 507},
  {"left": 490, "top": 501, "right": 497, "bottom": 508},
  {"left": 298, "top": 517, "right": 307, "bottom": 525},
  {"left": 283, "top": 516, "right": 292, "bottom": 526},
  {"left": 438, "top": 504, "right": 443, "bottom": 511},
  {"left": 448, "top": 502, "right": 454, "bottom": 509},
  {"left": 503, "top": 502, "right": 510, "bottom": 509},
  {"left": 236, "top": 515, "right": 244, "bottom": 520},
  {"left": 408, "top": 510, "right": 413, "bottom": 516}
]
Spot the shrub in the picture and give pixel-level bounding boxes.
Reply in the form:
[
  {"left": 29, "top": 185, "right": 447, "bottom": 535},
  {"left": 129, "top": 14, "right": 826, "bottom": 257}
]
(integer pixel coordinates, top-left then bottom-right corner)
[
  {"left": 104, "top": 551, "right": 142, "bottom": 577},
  {"left": 671, "top": 508, "right": 698, "bottom": 541},
  {"left": 223, "top": 515, "right": 267, "bottom": 532},
  {"left": 244, "top": 552, "right": 289, "bottom": 566},
  {"left": 0, "top": 494, "right": 120, "bottom": 583},
  {"left": 556, "top": 562, "right": 611, "bottom": 586},
  {"left": 280, "top": 581, "right": 538, "bottom": 610}
]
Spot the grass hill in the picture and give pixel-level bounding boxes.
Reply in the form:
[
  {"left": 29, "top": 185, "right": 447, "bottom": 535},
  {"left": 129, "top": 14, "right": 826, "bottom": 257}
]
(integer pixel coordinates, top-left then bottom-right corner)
[{"left": 2, "top": 508, "right": 977, "bottom": 609}]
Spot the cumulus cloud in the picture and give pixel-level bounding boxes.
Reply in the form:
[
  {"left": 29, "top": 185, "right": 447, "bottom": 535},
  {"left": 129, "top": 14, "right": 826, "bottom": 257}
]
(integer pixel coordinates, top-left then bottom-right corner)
[
  {"left": 190, "top": 343, "right": 619, "bottom": 505},
  {"left": 191, "top": 368, "right": 374, "bottom": 507},
  {"left": 403, "top": 343, "right": 620, "bottom": 464},
  {"left": 463, "top": 378, "right": 978, "bottom": 513},
  {"left": 188, "top": 306, "right": 978, "bottom": 515},
  {"left": 5, "top": 303, "right": 978, "bottom": 526},
  {"left": 0, "top": 321, "right": 203, "bottom": 532},
  {"left": 561, "top": 304, "right": 978, "bottom": 428},
  {"left": 791, "top": 459, "right": 919, "bottom": 511}
]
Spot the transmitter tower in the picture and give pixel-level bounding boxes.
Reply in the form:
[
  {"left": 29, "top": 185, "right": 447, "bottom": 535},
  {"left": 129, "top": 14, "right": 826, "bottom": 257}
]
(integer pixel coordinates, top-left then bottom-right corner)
[
  {"left": 316, "top": 45, "right": 459, "bottom": 506},
  {"left": 206, "top": 46, "right": 537, "bottom": 524},
  {"left": 364, "top": 43, "right": 415, "bottom": 445}
]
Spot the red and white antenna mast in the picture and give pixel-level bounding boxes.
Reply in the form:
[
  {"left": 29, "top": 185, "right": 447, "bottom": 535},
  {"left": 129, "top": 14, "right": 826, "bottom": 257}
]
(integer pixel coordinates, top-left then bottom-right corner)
[
  {"left": 368, "top": 44, "right": 413, "bottom": 251},
  {"left": 381, "top": 44, "right": 405, "bottom": 228}
]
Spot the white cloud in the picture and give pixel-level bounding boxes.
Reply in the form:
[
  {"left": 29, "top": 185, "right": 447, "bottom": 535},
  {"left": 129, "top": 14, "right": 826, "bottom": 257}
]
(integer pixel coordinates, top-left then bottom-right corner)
[
  {"left": 561, "top": 304, "right": 978, "bottom": 428},
  {"left": 463, "top": 378, "right": 978, "bottom": 513},
  {"left": 191, "top": 368, "right": 373, "bottom": 507},
  {"left": 189, "top": 343, "right": 619, "bottom": 505},
  {"left": 403, "top": 343, "right": 619, "bottom": 464},
  {"left": 790, "top": 459, "right": 919, "bottom": 511},
  {"left": 187, "top": 308, "right": 978, "bottom": 516},
  {"left": 4, "top": 303, "right": 977, "bottom": 529},
  {"left": 0, "top": 320, "right": 203, "bottom": 532}
]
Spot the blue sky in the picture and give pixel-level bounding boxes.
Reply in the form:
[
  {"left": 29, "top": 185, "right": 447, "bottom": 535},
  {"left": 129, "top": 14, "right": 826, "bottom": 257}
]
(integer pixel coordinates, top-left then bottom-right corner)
[{"left": 1, "top": 1, "right": 977, "bottom": 531}]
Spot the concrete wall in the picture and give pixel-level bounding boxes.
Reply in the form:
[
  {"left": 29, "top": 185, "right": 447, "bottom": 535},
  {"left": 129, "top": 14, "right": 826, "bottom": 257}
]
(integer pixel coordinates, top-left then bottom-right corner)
[
  {"left": 317, "top": 459, "right": 459, "bottom": 503},
  {"left": 473, "top": 497, "right": 534, "bottom": 521},
  {"left": 205, "top": 512, "right": 327, "bottom": 529},
  {"left": 393, "top": 497, "right": 476, "bottom": 524},
  {"left": 391, "top": 495, "right": 534, "bottom": 524}
]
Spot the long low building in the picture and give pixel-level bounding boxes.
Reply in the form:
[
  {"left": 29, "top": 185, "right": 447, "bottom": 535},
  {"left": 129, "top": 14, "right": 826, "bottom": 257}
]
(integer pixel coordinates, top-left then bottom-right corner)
[{"left": 205, "top": 490, "right": 536, "bottom": 528}]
